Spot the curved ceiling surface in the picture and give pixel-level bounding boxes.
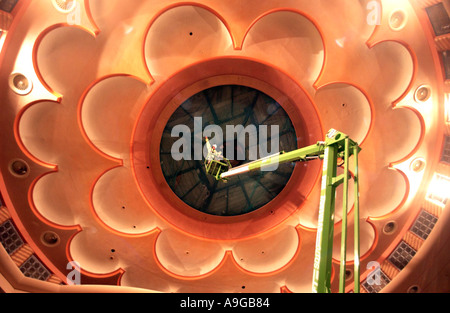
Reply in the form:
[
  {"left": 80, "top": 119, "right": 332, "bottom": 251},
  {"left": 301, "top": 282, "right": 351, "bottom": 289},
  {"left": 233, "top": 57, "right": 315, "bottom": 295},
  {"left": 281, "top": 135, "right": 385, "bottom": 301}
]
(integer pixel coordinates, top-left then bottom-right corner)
[{"left": 0, "top": 0, "right": 449, "bottom": 293}]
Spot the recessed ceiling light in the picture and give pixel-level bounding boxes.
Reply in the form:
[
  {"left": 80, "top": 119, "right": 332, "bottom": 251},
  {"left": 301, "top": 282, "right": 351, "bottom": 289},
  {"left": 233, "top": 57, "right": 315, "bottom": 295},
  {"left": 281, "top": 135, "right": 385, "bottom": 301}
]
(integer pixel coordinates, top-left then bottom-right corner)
[
  {"left": 52, "top": 0, "right": 77, "bottom": 14},
  {"left": 414, "top": 85, "right": 431, "bottom": 103},
  {"left": 41, "top": 231, "right": 60, "bottom": 247},
  {"left": 8, "top": 159, "right": 30, "bottom": 178},
  {"left": 8, "top": 73, "right": 32, "bottom": 95},
  {"left": 410, "top": 158, "right": 426, "bottom": 173},
  {"left": 407, "top": 285, "right": 420, "bottom": 293},
  {"left": 383, "top": 221, "right": 398, "bottom": 235},
  {"left": 389, "top": 9, "right": 408, "bottom": 31}
]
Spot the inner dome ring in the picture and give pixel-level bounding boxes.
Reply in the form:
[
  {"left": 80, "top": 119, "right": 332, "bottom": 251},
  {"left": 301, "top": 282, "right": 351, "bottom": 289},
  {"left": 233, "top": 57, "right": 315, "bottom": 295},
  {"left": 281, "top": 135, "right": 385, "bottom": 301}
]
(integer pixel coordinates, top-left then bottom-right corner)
[{"left": 132, "top": 58, "right": 323, "bottom": 240}]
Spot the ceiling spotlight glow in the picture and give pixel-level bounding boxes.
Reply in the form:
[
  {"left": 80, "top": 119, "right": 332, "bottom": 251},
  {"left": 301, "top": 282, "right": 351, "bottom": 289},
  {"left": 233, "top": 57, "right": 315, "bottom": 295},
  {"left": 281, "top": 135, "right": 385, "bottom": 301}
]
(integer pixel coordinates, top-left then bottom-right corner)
[
  {"left": 410, "top": 158, "right": 426, "bottom": 173},
  {"left": 52, "top": 0, "right": 77, "bottom": 14},
  {"left": 426, "top": 173, "right": 450, "bottom": 208},
  {"left": 414, "top": 85, "right": 431, "bottom": 103},
  {"left": 389, "top": 9, "right": 408, "bottom": 31},
  {"left": 8, "top": 73, "right": 33, "bottom": 95}
]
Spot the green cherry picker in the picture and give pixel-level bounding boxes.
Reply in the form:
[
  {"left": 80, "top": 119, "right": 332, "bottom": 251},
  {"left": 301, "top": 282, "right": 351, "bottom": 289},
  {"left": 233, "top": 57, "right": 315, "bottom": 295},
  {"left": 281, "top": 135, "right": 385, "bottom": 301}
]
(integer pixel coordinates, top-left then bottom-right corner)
[{"left": 204, "top": 129, "right": 361, "bottom": 293}]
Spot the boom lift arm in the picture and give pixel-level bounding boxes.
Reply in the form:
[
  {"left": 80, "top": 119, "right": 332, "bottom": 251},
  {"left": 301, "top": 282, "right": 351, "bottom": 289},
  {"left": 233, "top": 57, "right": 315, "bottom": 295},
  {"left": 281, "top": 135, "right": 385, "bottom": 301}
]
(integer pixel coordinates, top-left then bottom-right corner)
[{"left": 204, "top": 129, "right": 361, "bottom": 293}]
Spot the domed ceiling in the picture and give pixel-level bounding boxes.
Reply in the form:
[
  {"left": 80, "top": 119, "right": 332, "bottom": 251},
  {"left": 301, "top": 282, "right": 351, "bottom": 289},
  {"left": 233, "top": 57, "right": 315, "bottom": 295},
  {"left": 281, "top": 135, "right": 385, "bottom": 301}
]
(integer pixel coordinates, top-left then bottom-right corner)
[{"left": 0, "top": 0, "right": 449, "bottom": 293}]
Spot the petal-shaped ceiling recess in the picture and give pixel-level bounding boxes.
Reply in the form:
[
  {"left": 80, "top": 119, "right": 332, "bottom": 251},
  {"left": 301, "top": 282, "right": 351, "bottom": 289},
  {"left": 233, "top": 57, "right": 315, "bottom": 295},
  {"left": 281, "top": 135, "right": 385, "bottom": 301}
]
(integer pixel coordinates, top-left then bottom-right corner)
[
  {"left": 366, "top": 107, "right": 423, "bottom": 164},
  {"left": 69, "top": 226, "right": 162, "bottom": 278},
  {"left": 365, "top": 41, "right": 415, "bottom": 104},
  {"left": 360, "top": 166, "right": 408, "bottom": 218},
  {"left": 87, "top": 0, "right": 144, "bottom": 27},
  {"left": 35, "top": 26, "right": 100, "bottom": 97},
  {"left": 17, "top": 100, "right": 64, "bottom": 166},
  {"left": 80, "top": 75, "right": 151, "bottom": 160},
  {"left": 145, "top": 5, "right": 233, "bottom": 79},
  {"left": 315, "top": 83, "right": 372, "bottom": 145},
  {"left": 154, "top": 228, "right": 226, "bottom": 277},
  {"left": 86, "top": 0, "right": 156, "bottom": 82},
  {"left": 119, "top": 263, "right": 178, "bottom": 293},
  {"left": 91, "top": 166, "right": 158, "bottom": 235},
  {"left": 332, "top": 219, "right": 376, "bottom": 262},
  {"left": 31, "top": 171, "right": 84, "bottom": 227},
  {"left": 68, "top": 228, "right": 125, "bottom": 275},
  {"left": 231, "top": 226, "right": 300, "bottom": 274},
  {"left": 242, "top": 10, "right": 324, "bottom": 93}
]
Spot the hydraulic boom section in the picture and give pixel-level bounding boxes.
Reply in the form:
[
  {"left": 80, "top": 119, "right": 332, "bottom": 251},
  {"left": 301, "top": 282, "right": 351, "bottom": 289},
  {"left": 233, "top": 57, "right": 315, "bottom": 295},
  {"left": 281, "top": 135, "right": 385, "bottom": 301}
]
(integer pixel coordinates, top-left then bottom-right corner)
[
  {"left": 204, "top": 129, "right": 361, "bottom": 293},
  {"left": 311, "top": 129, "right": 361, "bottom": 293}
]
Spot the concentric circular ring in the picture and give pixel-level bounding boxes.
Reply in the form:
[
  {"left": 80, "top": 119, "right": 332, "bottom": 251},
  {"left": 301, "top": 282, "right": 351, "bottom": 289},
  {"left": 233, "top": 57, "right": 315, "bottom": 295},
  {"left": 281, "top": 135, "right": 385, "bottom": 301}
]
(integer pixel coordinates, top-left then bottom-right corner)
[{"left": 132, "top": 57, "right": 324, "bottom": 240}]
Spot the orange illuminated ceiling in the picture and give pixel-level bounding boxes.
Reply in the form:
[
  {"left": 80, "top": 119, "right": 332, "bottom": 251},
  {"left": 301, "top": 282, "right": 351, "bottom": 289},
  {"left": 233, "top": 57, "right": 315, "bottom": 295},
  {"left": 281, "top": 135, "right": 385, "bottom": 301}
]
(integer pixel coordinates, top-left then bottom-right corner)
[{"left": 0, "top": 0, "right": 449, "bottom": 293}]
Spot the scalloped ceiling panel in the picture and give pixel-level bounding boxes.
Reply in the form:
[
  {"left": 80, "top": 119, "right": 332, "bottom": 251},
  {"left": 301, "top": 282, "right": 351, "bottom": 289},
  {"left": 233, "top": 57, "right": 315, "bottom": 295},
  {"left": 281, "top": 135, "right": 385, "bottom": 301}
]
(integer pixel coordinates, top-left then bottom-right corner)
[{"left": 0, "top": 0, "right": 449, "bottom": 294}]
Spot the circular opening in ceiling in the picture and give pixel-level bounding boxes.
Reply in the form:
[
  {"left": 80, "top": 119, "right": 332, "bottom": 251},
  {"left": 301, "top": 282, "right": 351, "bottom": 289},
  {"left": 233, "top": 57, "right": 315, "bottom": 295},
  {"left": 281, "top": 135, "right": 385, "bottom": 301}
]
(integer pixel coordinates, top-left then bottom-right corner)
[
  {"left": 8, "top": 73, "right": 32, "bottom": 95},
  {"left": 160, "top": 85, "right": 298, "bottom": 216},
  {"left": 389, "top": 9, "right": 408, "bottom": 31},
  {"left": 8, "top": 159, "right": 30, "bottom": 178}
]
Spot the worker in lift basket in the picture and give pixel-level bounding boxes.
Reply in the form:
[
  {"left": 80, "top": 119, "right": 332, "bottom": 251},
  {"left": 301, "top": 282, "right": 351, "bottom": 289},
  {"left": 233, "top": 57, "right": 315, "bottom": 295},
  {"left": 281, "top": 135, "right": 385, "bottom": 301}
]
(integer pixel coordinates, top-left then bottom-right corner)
[{"left": 205, "top": 137, "right": 223, "bottom": 162}]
